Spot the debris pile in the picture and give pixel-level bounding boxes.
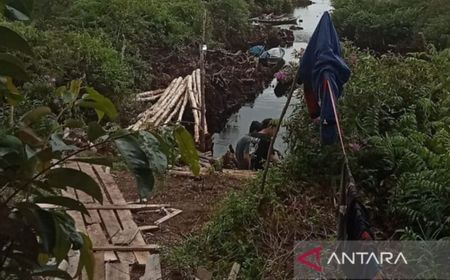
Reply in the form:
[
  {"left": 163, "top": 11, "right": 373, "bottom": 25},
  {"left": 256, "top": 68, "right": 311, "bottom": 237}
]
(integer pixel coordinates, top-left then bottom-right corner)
[{"left": 130, "top": 69, "right": 207, "bottom": 143}]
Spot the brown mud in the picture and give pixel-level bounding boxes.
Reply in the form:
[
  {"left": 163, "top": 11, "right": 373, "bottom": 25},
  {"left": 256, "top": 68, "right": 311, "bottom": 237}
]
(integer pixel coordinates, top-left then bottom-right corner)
[{"left": 113, "top": 170, "right": 250, "bottom": 279}]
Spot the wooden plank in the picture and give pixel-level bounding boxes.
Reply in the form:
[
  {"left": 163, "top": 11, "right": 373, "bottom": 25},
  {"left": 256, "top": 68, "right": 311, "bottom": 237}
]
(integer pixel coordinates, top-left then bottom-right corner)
[
  {"left": 94, "top": 245, "right": 160, "bottom": 251},
  {"left": 112, "top": 228, "right": 139, "bottom": 245},
  {"left": 154, "top": 209, "right": 182, "bottom": 225},
  {"left": 169, "top": 168, "right": 256, "bottom": 179},
  {"left": 85, "top": 216, "right": 118, "bottom": 262},
  {"left": 139, "top": 225, "right": 159, "bottom": 232},
  {"left": 79, "top": 163, "right": 135, "bottom": 265},
  {"left": 106, "top": 262, "right": 130, "bottom": 280},
  {"left": 72, "top": 163, "right": 118, "bottom": 262},
  {"left": 140, "top": 254, "right": 162, "bottom": 280},
  {"left": 93, "top": 252, "right": 105, "bottom": 280},
  {"left": 37, "top": 204, "right": 169, "bottom": 210},
  {"left": 93, "top": 165, "right": 150, "bottom": 265},
  {"left": 227, "top": 263, "right": 241, "bottom": 280},
  {"left": 66, "top": 250, "right": 80, "bottom": 279}
]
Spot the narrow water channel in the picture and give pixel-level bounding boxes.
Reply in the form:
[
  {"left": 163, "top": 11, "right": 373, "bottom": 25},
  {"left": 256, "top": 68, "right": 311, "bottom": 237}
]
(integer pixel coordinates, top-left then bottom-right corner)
[{"left": 212, "top": 0, "right": 332, "bottom": 157}]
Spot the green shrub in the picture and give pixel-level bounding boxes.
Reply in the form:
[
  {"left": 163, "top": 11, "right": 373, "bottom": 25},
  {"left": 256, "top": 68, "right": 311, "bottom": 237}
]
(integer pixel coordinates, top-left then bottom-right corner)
[
  {"left": 1, "top": 21, "right": 132, "bottom": 99},
  {"left": 332, "top": 0, "right": 450, "bottom": 51},
  {"left": 286, "top": 45, "right": 450, "bottom": 239},
  {"left": 207, "top": 0, "right": 250, "bottom": 45}
]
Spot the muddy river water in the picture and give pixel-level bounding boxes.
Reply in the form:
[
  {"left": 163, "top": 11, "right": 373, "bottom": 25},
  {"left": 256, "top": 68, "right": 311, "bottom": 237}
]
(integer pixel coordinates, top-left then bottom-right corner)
[{"left": 213, "top": 0, "right": 333, "bottom": 156}]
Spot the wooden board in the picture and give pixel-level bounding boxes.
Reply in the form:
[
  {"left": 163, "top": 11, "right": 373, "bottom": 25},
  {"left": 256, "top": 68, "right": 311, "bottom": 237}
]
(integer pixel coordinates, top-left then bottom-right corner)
[
  {"left": 79, "top": 163, "right": 135, "bottom": 265},
  {"left": 71, "top": 163, "right": 118, "bottom": 262},
  {"left": 93, "top": 245, "right": 160, "bottom": 251},
  {"left": 154, "top": 209, "right": 182, "bottom": 225},
  {"left": 139, "top": 225, "right": 159, "bottom": 232},
  {"left": 140, "top": 254, "right": 162, "bottom": 280},
  {"left": 227, "top": 263, "right": 240, "bottom": 280},
  {"left": 37, "top": 204, "right": 169, "bottom": 210},
  {"left": 106, "top": 262, "right": 130, "bottom": 280},
  {"left": 93, "top": 252, "right": 105, "bottom": 280},
  {"left": 112, "top": 228, "right": 139, "bottom": 245},
  {"left": 93, "top": 165, "right": 150, "bottom": 265}
]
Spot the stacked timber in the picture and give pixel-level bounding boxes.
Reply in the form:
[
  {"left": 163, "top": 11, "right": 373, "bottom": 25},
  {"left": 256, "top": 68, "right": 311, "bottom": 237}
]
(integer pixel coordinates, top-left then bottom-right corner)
[{"left": 129, "top": 69, "right": 208, "bottom": 143}]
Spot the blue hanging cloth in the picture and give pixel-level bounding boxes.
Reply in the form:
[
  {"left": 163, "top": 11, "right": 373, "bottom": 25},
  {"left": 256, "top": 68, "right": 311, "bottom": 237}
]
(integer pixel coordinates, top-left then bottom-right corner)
[{"left": 297, "top": 12, "right": 351, "bottom": 145}]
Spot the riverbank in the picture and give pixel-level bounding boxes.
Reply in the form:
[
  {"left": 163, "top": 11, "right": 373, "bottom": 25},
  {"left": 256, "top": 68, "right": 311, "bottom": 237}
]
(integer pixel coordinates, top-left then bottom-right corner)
[{"left": 120, "top": 27, "right": 295, "bottom": 134}]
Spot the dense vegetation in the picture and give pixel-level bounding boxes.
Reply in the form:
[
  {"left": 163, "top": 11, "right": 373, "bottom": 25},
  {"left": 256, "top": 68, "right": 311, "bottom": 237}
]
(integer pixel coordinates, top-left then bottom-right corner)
[
  {"left": 287, "top": 45, "right": 450, "bottom": 239},
  {"left": 169, "top": 45, "right": 450, "bottom": 278},
  {"left": 169, "top": 1, "right": 450, "bottom": 277},
  {"left": 333, "top": 0, "right": 450, "bottom": 52},
  {"left": 0, "top": 4, "right": 201, "bottom": 277}
]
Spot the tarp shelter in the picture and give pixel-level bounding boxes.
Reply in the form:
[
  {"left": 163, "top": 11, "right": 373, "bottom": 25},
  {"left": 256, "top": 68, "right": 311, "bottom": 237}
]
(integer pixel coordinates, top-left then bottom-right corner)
[{"left": 297, "top": 12, "right": 350, "bottom": 144}]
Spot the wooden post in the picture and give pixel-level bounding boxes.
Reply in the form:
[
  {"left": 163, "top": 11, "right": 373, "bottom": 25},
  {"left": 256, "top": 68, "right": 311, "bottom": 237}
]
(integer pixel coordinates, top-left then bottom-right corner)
[{"left": 199, "top": 8, "right": 207, "bottom": 151}]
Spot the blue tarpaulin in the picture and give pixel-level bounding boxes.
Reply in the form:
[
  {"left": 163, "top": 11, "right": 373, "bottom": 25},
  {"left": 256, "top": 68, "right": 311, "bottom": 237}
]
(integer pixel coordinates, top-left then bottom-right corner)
[
  {"left": 297, "top": 12, "right": 351, "bottom": 145},
  {"left": 249, "top": 45, "right": 265, "bottom": 57}
]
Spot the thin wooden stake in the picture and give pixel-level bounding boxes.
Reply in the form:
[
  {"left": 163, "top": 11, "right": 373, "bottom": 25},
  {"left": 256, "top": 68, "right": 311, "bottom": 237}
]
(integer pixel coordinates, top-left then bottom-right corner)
[
  {"left": 199, "top": 8, "right": 207, "bottom": 151},
  {"left": 259, "top": 70, "right": 300, "bottom": 193}
]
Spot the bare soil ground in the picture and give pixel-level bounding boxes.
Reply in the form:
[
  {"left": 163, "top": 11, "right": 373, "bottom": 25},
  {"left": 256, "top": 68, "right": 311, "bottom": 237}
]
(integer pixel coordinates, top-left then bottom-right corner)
[{"left": 113, "top": 170, "right": 251, "bottom": 279}]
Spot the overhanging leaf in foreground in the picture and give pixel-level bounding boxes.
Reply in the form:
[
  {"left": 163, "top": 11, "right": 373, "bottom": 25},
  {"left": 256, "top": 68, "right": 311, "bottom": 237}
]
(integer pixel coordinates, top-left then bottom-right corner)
[{"left": 115, "top": 134, "right": 154, "bottom": 199}]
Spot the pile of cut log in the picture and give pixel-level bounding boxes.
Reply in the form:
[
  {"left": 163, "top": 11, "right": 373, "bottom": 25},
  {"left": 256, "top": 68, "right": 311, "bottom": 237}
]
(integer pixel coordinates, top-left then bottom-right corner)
[{"left": 130, "top": 69, "right": 207, "bottom": 143}]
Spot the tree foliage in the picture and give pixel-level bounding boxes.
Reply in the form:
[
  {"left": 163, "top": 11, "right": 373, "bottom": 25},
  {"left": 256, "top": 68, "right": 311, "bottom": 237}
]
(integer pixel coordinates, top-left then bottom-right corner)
[{"left": 1, "top": 17, "right": 199, "bottom": 278}]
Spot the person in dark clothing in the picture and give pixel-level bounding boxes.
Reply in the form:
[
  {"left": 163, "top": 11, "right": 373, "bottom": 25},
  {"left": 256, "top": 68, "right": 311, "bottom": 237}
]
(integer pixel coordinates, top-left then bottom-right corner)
[
  {"left": 252, "top": 118, "right": 279, "bottom": 170},
  {"left": 235, "top": 121, "right": 262, "bottom": 169}
]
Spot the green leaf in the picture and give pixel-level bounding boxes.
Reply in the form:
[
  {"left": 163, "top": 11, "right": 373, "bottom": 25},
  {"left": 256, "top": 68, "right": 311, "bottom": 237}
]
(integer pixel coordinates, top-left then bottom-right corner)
[
  {"left": 1, "top": 76, "right": 23, "bottom": 105},
  {"left": 0, "top": 135, "right": 26, "bottom": 167},
  {"left": 5, "top": 0, "right": 33, "bottom": 20},
  {"left": 37, "top": 253, "right": 49, "bottom": 266},
  {"left": 87, "top": 121, "right": 106, "bottom": 142},
  {"left": 0, "top": 26, "right": 33, "bottom": 55},
  {"left": 7, "top": 0, "right": 33, "bottom": 16},
  {"left": 76, "top": 232, "right": 94, "bottom": 280},
  {"left": 69, "top": 79, "right": 82, "bottom": 100},
  {"left": 45, "top": 168, "right": 103, "bottom": 203},
  {"left": 68, "top": 156, "right": 113, "bottom": 167},
  {"left": 34, "top": 196, "right": 89, "bottom": 215},
  {"left": 0, "top": 53, "right": 28, "bottom": 80},
  {"left": 115, "top": 134, "right": 154, "bottom": 199},
  {"left": 49, "top": 134, "right": 77, "bottom": 152},
  {"left": 20, "top": 106, "right": 52, "bottom": 126},
  {"left": 77, "top": 87, "right": 117, "bottom": 121},
  {"left": 55, "top": 85, "right": 73, "bottom": 104},
  {"left": 16, "top": 126, "right": 44, "bottom": 147},
  {"left": 64, "top": 118, "right": 84, "bottom": 128},
  {"left": 5, "top": 5, "right": 30, "bottom": 21},
  {"left": 53, "top": 222, "right": 72, "bottom": 264},
  {"left": 174, "top": 126, "right": 200, "bottom": 176},
  {"left": 32, "top": 267, "right": 72, "bottom": 279},
  {"left": 139, "top": 131, "right": 168, "bottom": 174},
  {"left": 17, "top": 204, "right": 56, "bottom": 253}
]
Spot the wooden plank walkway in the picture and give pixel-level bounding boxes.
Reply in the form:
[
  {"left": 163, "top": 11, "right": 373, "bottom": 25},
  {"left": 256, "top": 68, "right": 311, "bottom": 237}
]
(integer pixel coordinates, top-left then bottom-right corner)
[{"left": 63, "top": 162, "right": 161, "bottom": 280}]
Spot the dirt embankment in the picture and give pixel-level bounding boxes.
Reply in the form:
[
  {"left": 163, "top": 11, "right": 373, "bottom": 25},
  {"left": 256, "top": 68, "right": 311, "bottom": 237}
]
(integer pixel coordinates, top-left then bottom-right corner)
[{"left": 121, "top": 27, "right": 294, "bottom": 133}]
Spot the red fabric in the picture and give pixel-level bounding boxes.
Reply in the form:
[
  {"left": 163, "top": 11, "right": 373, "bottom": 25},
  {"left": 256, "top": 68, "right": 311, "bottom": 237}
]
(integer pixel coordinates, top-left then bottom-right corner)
[
  {"left": 304, "top": 86, "right": 320, "bottom": 119},
  {"left": 360, "top": 231, "right": 372, "bottom": 240}
]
